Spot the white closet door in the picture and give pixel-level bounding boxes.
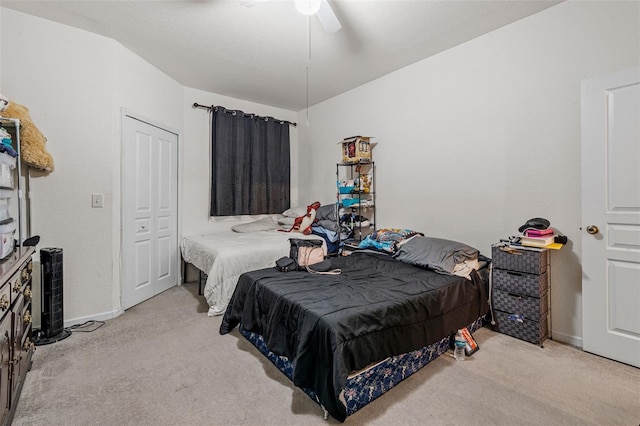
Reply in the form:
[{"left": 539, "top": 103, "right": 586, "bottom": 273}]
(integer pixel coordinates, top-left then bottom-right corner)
[{"left": 122, "top": 114, "right": 178, "bottom": 310}]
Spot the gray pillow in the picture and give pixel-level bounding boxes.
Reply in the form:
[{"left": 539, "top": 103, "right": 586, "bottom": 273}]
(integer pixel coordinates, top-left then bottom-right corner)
[
  {"left": 315, "top": 204, "right": 337, "bottom": 221},
  {"left": 394, "top": 236, "right": 478, "bottom": 275}
]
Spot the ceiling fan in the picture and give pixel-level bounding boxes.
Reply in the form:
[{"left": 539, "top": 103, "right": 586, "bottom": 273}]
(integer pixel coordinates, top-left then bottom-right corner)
[{"left": 241, "top": 0, "right": 342, "bottom": 33}]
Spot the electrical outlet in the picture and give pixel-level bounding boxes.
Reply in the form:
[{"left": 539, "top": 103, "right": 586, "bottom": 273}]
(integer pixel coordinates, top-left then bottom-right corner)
[{"left": 91, "top": 193, "right": 104, "bottom": 208}]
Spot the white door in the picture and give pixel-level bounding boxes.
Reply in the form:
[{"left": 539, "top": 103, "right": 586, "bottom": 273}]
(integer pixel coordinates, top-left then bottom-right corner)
[
  {"left": 581, "top": 67, "right": 640, "bottom": 368},
  {"left": 122, "top": 114, "right": 178, "bottom": 309}
]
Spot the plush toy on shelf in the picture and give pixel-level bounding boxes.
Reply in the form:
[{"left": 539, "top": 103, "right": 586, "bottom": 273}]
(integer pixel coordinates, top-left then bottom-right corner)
[
  {"left": 0, "top": 100, "right": 54, "bottom": 172},
  {"left": 0, "top": 93, "right": 8, "bottom": 112}
]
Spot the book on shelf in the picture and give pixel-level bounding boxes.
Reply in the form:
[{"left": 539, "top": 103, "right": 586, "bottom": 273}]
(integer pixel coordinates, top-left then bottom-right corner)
[{"left": 519, "top": 234, "right": 555, "bottom": 248}]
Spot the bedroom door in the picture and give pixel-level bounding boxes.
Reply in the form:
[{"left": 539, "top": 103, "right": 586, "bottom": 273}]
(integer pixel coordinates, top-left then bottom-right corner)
[
  {"left": 581, "top": 67, "right": 640, "bottom": 368},
  {"left": 122, "top": 114, "right": 179, "bottom": 310}
]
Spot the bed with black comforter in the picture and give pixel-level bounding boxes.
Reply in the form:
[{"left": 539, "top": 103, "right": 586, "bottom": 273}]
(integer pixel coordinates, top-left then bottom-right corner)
[{"left": 220, "top": 246, "right": 489, "bottom": 421}]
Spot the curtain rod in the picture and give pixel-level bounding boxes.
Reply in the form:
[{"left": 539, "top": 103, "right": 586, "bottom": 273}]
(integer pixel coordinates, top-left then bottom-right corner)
[{"left": 192, "top": 103, "right": 297, "bottom": 127}]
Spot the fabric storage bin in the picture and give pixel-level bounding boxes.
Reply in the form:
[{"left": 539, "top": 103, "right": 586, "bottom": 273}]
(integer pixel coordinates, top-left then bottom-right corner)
[
  {"left": 493, "top": 268, "right": 548, "bottom": 297},
  {"left": 342, "top": 198, "right": 359, "bottom": 207},
  {"left": 0, "top": 189, "right": 11, "bottom": 222},
  {"left": 492, "top": 245, "right": 549, "bottom": 274},
  {"left": 492, "top": 310, "right": 549, "bottom": 345},
  {"left": 0, "top": 153, "right": 15, "bottom": 189},
  {"left": 492, "top": 288, "right": 548, "bottom": 321},
  {"left": 0, "top": 220, "right": 15, "bottom": 259}
]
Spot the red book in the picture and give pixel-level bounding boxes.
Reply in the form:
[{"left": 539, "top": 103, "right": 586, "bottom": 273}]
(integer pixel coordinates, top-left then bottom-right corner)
[{"left": 525, "top": 228, "right": 554, "bottom": 237}]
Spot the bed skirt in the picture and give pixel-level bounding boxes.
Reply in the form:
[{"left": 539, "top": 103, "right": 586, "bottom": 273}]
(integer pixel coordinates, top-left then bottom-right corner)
[{"left": 239, "top": 316, "right": 484, "bottom": 418}]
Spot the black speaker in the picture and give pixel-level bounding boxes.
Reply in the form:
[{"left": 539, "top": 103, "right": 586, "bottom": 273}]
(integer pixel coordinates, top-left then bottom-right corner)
[{"left": 36, "top": 248, "right": 70, "bottom": 345}]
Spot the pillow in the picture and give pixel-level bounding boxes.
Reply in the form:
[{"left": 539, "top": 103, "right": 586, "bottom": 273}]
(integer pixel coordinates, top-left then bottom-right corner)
[
  {"left": 282, "top": 206, "right": 308, "bottom": 218},
  {"left": 394, "top": 236, "right": 479, "bottom": 276},
  {"left": 277, "top": 216, "right": 295, "bottom": 226},
  {"left": 231, "top": 215, "right": 287, "bottom": 232},
  {"left": 315, "top": 204, "right": 337, "bottom": 221}
]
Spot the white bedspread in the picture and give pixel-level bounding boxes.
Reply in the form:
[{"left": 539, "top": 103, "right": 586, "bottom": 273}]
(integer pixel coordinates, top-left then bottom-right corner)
[{"left": 181, "top": 231, "right": 325, "bottom": 316}]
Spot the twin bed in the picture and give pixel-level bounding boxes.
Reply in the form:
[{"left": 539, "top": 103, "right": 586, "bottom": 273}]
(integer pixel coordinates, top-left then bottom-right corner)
[
  {"left": 183, "top": 224, "right": 490, "bottom": 422},
  {"left": 181, "top": 229, "right": 325, "bottom": 316}
]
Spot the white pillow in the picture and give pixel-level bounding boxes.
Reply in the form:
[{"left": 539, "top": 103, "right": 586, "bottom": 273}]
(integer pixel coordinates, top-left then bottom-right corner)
[{"left": 282, "top": 206, "right": 307, "bottom": 218}]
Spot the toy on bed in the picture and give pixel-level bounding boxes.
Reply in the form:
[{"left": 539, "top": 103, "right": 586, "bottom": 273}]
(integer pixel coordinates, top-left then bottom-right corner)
[{"left": 279, "top": 201, "right": 320, "bottom": 235}]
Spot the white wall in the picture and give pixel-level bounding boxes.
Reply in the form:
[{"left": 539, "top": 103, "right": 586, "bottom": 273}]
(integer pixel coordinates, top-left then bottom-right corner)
[
  {"left": 2, "top": 2, "right": 637, "bottom": 344},
  {"left": 0, "top": 8, "right": 183, "bottom": 324},
  {"left": 296, "top": 1, "right": 640, "bottom": 345},
  {"left": 181, "top": 86, "right": 298, "bottom": 237},
  {"left": 0, "top": 7, "right": 299, "bottom": 325}
]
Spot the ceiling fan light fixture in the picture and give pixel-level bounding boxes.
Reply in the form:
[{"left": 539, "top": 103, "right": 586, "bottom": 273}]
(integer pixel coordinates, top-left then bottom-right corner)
[{"left": 295, "top": 0, "right": 321, "bottom": 16}]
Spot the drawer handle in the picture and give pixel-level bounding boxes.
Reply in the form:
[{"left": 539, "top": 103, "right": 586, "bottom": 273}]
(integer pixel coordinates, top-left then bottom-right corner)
[
  {"left": 24, "top": 286, "right": 32, "bottom": 299},
  {"left": 12, "top": 279, "right": 21, "bottom": 293},
  {"left": 23, "top": 311, "right": 32, "bottom": 324},
  {"left": 0, "top": 295, "right": 8, "bottom": 311},
  {"left": 23, "top": 338, "right": 35, "bottom": 352},
  {"left": 506, "top": 271, "right": 523, "bottom": 277},
  {"left": 508, "top": 292, "right": 524, "bottom": 300}
]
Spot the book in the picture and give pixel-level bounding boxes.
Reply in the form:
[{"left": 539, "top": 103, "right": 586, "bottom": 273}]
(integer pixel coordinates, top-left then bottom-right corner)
[
  {"left": 546, "top": 242, "right": 564, "bottom": 250},
  {"left": 519, "top": 234, "right": 555, "bottom": 247},
  {"left": 524, "top": 228, "right": 554, "bottom": 237}
]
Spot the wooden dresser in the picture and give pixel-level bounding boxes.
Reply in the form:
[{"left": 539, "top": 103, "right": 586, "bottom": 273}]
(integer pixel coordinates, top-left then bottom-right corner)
[{"left": 0, "top": 247, "right": 35, "bottom": 425}]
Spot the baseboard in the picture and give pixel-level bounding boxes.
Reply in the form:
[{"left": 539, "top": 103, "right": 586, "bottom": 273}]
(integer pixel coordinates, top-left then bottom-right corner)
[
  {"left": 551, "top": 330, "right": 583, "bottom": 348},
  {"left": 63, "top": 307, "right": 124, "bottom": 329}
]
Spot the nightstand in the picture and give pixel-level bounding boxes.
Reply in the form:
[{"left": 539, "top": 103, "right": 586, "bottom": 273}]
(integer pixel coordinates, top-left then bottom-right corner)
[{"left": 490, "top": 244, "right": 550, "bottom": 347}]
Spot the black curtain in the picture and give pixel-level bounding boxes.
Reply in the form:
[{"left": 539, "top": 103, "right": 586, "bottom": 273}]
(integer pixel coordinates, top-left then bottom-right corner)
[{"left": 210, "top": 107, "right": 290, "bottom": 216}]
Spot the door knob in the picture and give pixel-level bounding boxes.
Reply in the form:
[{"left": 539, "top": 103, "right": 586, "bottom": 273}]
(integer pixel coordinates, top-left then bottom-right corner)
[{"left": 586, "top": 225, "right": 599, "bottom": 235}]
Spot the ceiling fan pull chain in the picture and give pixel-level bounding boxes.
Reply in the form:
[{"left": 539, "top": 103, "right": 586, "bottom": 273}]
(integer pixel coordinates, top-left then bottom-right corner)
[{"left": 306, "top": 15, "right": 311, "bottom": 126}]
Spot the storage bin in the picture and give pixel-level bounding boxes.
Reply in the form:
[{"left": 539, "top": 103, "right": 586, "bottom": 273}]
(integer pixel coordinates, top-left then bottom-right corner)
[
  {"left": 342, "top": 198, "right": 360, "bottom": 208},
  {"left": 339, "top": 186, "right": 355, "bottom": 194},
  {"left": 492, "top": 288, "right": 548, "bottom": 321},
  {"left": 492, "top": 310, "right": 549, "bottom": 345},
  {"left": 492, "top": 245, "right": 549, "bottom": 274},
  {"left": 0, "top": 152, "right": 15, "bottom": 189},
  {"left": 0, "top": 189, "right": 11, "bottom": 222},
  {"left": 493, "top": 268, "right": 548, "bottom": 297},
  {"left": 0, "top": 220, "right": 16, "bottom": 259}
]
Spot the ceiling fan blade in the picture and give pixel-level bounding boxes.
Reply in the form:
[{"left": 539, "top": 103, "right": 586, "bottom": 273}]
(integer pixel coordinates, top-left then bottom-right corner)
[{"left": 316, "top": 0, "right": 341, "bottom": 33}]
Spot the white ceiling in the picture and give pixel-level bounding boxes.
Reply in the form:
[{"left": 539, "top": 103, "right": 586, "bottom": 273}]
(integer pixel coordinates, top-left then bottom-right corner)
[{"left": 1, "top": 0, "right": 562, "bottom": 111}]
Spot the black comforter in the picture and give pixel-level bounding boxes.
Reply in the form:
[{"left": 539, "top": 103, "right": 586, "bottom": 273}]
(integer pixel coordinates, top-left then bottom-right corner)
[{"left": 220, "top": 252, "right": 488, "bottom": 421}]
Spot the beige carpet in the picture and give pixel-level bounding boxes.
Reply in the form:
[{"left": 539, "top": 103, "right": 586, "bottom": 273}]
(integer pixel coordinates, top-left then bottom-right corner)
[{"left": 12, "top": 282, "right": 640, "bottom": 425}]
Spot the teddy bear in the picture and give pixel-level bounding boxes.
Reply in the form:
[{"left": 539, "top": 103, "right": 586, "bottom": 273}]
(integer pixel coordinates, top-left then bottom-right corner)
[
  {"left": 0, "top": 100, "right": 54, "bottom": 172},
  {"left": 0, "top": 93, "right": 8, "bottom": 112}
]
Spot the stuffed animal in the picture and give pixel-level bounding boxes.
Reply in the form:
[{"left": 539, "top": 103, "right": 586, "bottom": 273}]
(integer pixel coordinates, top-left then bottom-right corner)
[
  {"left": 0, "top": 100, "right": 54, "bottom": 172},
  {"left": 360, "top": 174, "right": 371, "bottom": 193},
  {"left": 0, "top": 93, "right": 8, "bottom": 112},
  {"left": 280, "top": 201, "right": 321, "bottom": 235}
]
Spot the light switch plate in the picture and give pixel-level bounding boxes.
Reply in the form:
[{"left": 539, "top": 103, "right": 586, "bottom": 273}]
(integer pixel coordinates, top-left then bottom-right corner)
[{"left": 91, "top": 193, "right": 104, "bottom": 208}]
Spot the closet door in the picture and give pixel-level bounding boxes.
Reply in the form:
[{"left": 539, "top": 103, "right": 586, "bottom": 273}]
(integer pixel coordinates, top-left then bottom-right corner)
[{"left": 122, "top": 114, "right": 178, "bottom": 309}]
